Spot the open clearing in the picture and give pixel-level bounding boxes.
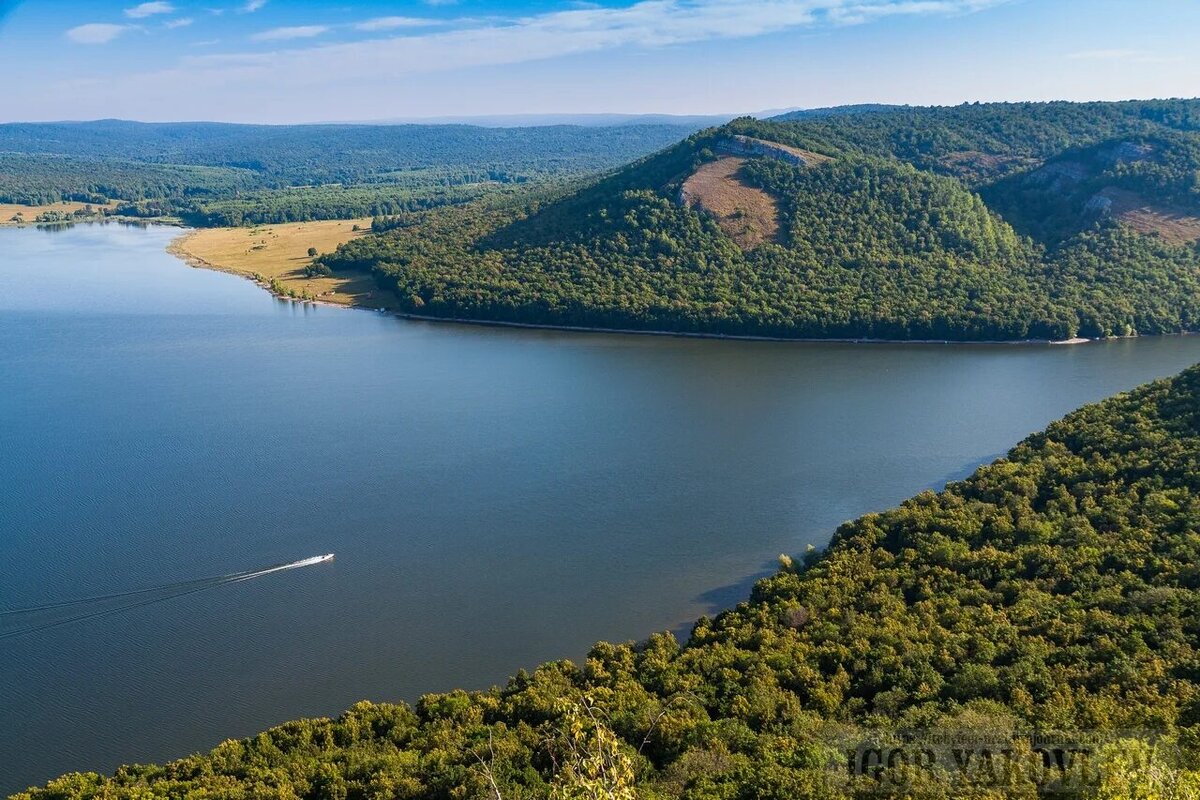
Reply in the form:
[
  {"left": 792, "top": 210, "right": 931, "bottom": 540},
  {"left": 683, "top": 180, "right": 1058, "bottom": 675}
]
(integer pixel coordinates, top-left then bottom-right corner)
[
  {"left": 0, "top": 200, "right": 117, "bottom": 224},
  {"left": 681, "top": 157, "right": 782, "bottom": 250},
  {"left": 171, "top": 219, "right": 401, "bottom": 309}
]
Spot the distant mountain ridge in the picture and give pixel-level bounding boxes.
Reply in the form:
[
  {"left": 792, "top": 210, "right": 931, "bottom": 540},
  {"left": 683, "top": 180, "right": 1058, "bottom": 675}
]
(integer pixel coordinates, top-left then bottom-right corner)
[
  {"left": 0, "top": 119, "right": 708, "bottom": 185},
  {"left": 327, "top": 113, "right": 740, "bottom": 128},
  {"left": 0, "top": 119, "right": 713, "bottom": 221}
]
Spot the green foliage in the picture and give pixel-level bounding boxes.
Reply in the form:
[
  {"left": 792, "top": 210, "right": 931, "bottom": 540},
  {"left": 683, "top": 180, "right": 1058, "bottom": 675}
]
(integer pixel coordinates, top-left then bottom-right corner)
[
  {"left": 178, "top": 180, "right": 504, "bottom": 227},
  {"left": 0, "top": 121, "right": 704, "bottom": 222},
  {"left": 0, "top": 153, "right": 260, "bottom": 205},
  {"left": 322, "top": 100, "right": 1200, "bottom": 341},
  {"left": 764, "top": 99, "right": 1200, "bottom": 183},
  {"left": 15, "top": 359, "right": 1200, "bottom": 798},
  {"left": 0, "top": 120, "right": 707, "bottom": 184}
]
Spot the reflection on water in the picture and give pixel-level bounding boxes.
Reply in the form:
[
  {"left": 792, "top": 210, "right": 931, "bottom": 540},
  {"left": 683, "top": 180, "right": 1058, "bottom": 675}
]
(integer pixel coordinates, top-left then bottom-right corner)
[{"left": 2, "top": 223, "right": 1199, "bottom": 793}]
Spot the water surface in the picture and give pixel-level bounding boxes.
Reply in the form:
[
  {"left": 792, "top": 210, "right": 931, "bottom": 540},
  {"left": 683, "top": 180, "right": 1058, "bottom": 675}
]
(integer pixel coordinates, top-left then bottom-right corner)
[{"left": 3, "top": 223, "right": 1199, "bottom": 794}]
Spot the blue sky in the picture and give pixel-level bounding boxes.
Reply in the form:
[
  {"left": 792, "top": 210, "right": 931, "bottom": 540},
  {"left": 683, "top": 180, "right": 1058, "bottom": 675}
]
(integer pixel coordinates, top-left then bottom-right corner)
[{"left": 0, "top": 0, "right": 1197, "bottom": 123}]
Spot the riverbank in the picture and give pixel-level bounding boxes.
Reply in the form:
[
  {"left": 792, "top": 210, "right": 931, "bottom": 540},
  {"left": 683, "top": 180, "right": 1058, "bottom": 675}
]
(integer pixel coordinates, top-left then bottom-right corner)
[
  {"left": 390, "top": 312, "right": 1100, "bottom": 346},
  {"left": 169, "top": 220, "right": 401, "bottom": 309},
  {"left": 0, "top": 201, "right": 120, "bottom": 226},
  {"left": 169, "top": 221, "right": 1094, "bottom": 345}
]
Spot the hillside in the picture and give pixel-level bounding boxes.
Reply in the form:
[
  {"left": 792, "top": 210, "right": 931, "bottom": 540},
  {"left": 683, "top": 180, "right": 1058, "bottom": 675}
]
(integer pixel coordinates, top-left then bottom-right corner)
[
  {"left": 324, "top": 100, "right": 1200, "bottom": 341},
  {"left": 17, "top": 362, "right": 1200, "bottom": 798},
  {"left": 983, "top": 133, "right": 1200, "bottom": 244}
]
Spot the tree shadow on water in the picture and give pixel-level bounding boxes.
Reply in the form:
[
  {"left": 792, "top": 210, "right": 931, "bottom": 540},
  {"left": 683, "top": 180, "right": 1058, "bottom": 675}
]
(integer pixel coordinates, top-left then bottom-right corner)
[
  {"left": 668, "top": 451, "right": 1007, "bottom": 642},
  {"left": 671, "top": 558, "right": 778, "bottom": 643}
]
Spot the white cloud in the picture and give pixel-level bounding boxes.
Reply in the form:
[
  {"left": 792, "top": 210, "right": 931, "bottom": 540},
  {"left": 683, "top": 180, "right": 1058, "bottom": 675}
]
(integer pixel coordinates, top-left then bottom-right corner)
[
  {"left": 1067, "top": 49, "right": 1142, "bottom": 60},
  {"left": 66, "top": 23, "right": 132, "bottom": 44},
  {"left": 1066, "top": 49, "right": 1178, "bottom": 65},
  {"left": 165, "top": 17, "right": 195, "bottom": 29},
  {"left": 251, "top": 25, "right": 329, "bottom": 42},
  {"left": 354, "top": 16, "right": 440, "bottom": 31},
  {"left": 108, "top": 0, "right": 1014, "bottom": 101},
  {"left": 125, "top": 1, "right": 174, "bottom": 17},
  {"left": 242, "top": 0, "right": 267, "bottom": 12},
  {"left": 207, "top": 0, "right": 1009, "bottom": 71}
]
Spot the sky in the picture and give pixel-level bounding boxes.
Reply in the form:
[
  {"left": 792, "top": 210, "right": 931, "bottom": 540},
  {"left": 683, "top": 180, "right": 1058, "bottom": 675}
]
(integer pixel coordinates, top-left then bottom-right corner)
[{"left": 0, "top": 0, "right": 1197, "bottom": 123}]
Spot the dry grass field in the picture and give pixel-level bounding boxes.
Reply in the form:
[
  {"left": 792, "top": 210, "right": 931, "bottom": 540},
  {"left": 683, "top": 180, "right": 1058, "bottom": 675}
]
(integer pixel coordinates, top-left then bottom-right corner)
[
  {"left": 171, "top": 219, "right": 401, "bottom": 309},
  {"left": 0, "top": 200, "right": 117, "bottom": 224},
  {"left": 680, "top": 157, "right": 781, "bottom": 250}
]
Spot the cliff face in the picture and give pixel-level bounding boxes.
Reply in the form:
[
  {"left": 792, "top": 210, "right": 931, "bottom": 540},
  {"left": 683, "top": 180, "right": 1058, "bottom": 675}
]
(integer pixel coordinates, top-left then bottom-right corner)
[{"left": 714, "top": 134, "right": 830, "bottom": 167}]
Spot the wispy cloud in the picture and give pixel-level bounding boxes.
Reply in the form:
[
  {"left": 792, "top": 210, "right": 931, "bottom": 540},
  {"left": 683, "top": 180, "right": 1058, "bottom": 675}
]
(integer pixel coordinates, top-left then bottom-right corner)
[
  {"left": 125, "top": 1, "right": 173, "bottom": 17},
  {"left": 241, "top": 0, "right": 267, "bottom": 12},
  {"left": 354, "top": 16, "right": 441, "bottom": 32},
  {"left": 251, "top": 25, "right": 329, "bottom": 42},
  {"left": 111, "top": 0, "right": 1011, "bottom": 107},
  {"left": 1066, "top": 48, "right": 1179, "bottom": 64},
  {"left": 66, "top": 23, "right": 132, "bottom": 44},
  {"left": 1067, "top": 49, "right": 1141, "bottom": 60},
  {"left": 165, "top": 17, "right": 194, "bottom": 29}
]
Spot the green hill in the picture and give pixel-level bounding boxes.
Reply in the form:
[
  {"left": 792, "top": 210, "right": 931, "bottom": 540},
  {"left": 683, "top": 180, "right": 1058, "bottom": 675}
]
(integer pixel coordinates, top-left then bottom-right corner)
[
  {"left": 325, "top": 101, "right": 1200, "bottom": 341},
  {"left": 17, "top": 362, "right": 1200, "bottom": 798},
  {"left": 983, "top": 132, "right": 1200, "bottom": 244}
]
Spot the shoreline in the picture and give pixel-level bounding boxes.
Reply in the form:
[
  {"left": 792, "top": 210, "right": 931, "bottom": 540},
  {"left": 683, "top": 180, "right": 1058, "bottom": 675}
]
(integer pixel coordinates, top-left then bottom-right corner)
[
  {"left": 390, "top": 311, "right": 1096, "bottom": 346},
  {"left": 167, "top": 224, "right": 384, "bottom": 310},
  {"left": 166, "top": 226, "right": 1112, "bottom": 346}
]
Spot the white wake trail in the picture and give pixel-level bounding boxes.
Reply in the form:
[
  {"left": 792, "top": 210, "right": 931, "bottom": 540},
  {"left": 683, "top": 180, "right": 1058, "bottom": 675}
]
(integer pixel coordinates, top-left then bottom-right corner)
[
  {"left": 225, "top": 554, "right": 336, "bottom": 583},
  {"left": 1, "top": 554, "right": 336, "bottom": 638}
]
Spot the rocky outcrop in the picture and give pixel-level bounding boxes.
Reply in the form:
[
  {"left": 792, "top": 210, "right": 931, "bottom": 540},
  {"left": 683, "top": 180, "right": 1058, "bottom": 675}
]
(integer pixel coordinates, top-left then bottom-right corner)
[
  {"left": 1025, "top": 160, "right": 1089, "bottom": 191},
  {"left": 1096, "top": 140, "right": 1157, "bottom": 166},
  {"left": 714, "top": 135, "right": 829, "bottom": 167}
]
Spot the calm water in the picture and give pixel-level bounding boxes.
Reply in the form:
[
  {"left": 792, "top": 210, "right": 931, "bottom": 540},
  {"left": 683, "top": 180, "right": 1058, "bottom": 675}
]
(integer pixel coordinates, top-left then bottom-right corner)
[{"left": 3, "top": 223, "right": 1200, "bottom": 793}]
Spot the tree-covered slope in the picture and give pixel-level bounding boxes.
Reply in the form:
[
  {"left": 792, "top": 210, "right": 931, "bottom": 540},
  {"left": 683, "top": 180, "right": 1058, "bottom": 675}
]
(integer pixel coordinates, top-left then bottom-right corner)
[
  {"left": 325, "top": 102, "right": 1200, "bottom": 341},
  {"left": 767, "top": 99, "right": 1200, "bottom": 183},
  {"left": 331, "top": 145, "right": 1062, "bottom": 339},
  {"left": 983, "top": 132, "right": 1200, "bottom": 244},
  {"left": 17, "top": 363, "right": 1200, "bottom": 799}
]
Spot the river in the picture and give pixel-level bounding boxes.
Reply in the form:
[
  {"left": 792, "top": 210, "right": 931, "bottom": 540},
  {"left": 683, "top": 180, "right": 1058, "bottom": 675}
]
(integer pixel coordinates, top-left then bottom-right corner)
[{"left": 2, "top": 222, "right": 1199, "bottom": 794}]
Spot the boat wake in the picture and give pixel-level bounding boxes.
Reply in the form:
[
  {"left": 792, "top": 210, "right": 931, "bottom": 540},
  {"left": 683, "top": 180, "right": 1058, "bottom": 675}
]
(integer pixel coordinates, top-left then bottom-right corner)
[{"left": 0, "top": 554, "right": 335, "bottom": 639}]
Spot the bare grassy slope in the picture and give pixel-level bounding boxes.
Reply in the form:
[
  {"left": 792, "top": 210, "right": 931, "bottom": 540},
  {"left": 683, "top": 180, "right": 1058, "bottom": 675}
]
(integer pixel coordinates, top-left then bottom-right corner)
[{"left": 680, "top": 157, "right": 781, "bottom": 250}]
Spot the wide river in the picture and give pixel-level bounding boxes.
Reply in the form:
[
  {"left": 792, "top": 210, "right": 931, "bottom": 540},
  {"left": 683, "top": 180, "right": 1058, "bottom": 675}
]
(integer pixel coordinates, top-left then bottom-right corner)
[{"left": 3, "top": 223, "right": 1200, "bottom": 793}]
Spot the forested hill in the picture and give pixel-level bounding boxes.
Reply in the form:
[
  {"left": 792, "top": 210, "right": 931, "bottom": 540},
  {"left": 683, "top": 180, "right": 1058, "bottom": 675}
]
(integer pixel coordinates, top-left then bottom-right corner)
[
  {"left": 324, "top": 99, "right": 1200, "bottom": 341},
  {"left": 17, "top": 363, "right": 1200, "bottom": 798}
]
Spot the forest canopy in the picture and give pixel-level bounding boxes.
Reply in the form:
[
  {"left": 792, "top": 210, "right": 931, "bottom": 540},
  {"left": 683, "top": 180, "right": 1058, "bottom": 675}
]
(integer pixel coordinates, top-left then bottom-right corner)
[
  {"left": 0, "top": 121, "right": 705, "bottom": 222},
  {"left": 323, "top": 100, "right": 1200, "bottom": 342}
]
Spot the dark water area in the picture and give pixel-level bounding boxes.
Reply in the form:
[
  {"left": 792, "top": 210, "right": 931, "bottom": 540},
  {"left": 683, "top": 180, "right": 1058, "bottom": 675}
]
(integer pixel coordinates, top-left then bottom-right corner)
[{"left": 2, "top": 223, "right": 1199, "bottom": 794}]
